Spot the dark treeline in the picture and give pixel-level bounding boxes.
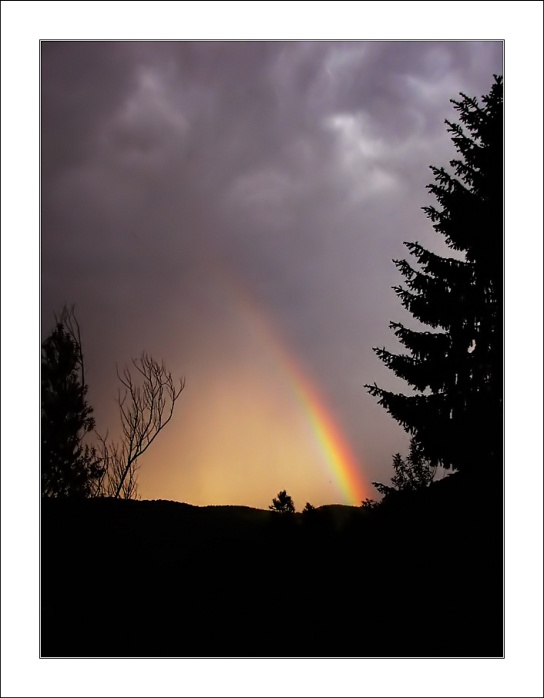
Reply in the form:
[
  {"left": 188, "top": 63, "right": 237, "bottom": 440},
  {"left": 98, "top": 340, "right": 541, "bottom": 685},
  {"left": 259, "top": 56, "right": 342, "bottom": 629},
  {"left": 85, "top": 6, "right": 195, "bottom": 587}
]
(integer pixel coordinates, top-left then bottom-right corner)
[
  {"left": 41, "top": 470, "right": 502, "bottom": 657},
  {"left": 41, "top": 77, "right": 503, "bottom": 657}
]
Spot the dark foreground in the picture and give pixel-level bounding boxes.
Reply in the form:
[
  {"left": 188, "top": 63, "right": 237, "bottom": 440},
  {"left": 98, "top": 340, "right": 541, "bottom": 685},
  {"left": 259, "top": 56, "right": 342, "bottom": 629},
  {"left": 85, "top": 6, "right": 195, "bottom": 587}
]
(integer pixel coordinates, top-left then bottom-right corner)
[{"left": 41, "top": 473, "right": 503, "bottom": 657}]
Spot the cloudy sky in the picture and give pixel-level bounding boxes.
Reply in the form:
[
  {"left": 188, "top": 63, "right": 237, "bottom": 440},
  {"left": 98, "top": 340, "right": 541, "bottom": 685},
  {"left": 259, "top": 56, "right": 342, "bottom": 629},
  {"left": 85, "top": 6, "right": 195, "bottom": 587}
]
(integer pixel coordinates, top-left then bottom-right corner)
[{"left": 41, "top": 40, "right": 503, "bottom": 508}]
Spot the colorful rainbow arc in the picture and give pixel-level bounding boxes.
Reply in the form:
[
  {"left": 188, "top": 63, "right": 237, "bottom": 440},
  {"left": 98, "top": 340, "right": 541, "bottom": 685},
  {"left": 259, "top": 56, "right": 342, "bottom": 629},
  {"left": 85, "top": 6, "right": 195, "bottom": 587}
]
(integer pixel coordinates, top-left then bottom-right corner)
[
  {"left": 277, "top": 344, "right": 370, "bottom": 505},
  {"left": 218, "top": 266, "right": 369, "bottom": 506}
]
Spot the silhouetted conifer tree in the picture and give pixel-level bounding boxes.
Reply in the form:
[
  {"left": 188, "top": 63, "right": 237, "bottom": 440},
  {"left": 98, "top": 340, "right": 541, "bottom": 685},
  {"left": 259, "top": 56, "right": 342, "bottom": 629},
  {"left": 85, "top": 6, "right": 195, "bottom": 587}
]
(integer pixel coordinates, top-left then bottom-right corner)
[
  {"left": 366, "top": 76, "right": 503, "bottom": 474},
  {"left": 269, "top": 490, "right": 295, "bottom": 514},
  {"left": 41, "top": 307, "right": 102, "bottom": 497}
]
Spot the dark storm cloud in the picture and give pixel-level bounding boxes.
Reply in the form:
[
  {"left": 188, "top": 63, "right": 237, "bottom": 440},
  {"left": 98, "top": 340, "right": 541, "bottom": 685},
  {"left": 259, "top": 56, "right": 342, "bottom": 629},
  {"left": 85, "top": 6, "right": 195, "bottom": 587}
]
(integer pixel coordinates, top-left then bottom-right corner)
[
  {"left": 41, "top": 42, "right": 142, "bottom": 178},
  {"left": 41, "top": 40, "right": 503, "bottom": 488}
]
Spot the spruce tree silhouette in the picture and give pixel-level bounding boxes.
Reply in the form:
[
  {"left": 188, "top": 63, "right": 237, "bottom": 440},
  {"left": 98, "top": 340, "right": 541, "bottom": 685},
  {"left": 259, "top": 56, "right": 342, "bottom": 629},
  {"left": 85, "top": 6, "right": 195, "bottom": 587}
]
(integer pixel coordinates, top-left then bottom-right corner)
[
  {"left": 41, "top": 306, "right": 102, "bottom": 497},
  {"left": 366, "top": 76, "right": 503, "bottom": 476}
]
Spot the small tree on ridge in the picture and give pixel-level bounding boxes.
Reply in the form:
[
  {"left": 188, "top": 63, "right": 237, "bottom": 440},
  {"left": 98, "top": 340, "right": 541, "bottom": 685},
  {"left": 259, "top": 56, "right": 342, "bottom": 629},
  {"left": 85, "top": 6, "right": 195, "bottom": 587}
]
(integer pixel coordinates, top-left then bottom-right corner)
[{"left": 269, "top": 490, "right": 295, "bottom": 514}]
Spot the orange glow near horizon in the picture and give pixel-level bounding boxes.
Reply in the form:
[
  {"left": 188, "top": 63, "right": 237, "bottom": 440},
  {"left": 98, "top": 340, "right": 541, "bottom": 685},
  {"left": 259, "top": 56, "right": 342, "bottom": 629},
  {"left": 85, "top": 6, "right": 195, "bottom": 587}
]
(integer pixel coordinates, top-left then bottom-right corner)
[{"left": 135, "top": 265, "right": 371, "bottom": 510}]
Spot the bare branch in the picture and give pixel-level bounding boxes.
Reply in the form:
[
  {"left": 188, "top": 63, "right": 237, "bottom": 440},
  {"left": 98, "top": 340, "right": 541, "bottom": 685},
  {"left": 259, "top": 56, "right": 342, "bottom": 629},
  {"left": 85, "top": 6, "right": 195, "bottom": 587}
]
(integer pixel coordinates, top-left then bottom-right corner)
[
  {"left": 103, "top": 352, "right": 185, "bottom": 499},
  {"left": 94, "top": 353, "right": 184, "bottom": 499}
]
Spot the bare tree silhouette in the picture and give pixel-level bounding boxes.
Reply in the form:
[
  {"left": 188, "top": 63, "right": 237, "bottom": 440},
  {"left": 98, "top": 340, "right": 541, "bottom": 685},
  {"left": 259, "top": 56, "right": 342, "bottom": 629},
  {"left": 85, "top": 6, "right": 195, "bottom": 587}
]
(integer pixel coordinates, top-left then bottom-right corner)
[{"left": 97, "top": 353, "right": 184, "bottom": 498}]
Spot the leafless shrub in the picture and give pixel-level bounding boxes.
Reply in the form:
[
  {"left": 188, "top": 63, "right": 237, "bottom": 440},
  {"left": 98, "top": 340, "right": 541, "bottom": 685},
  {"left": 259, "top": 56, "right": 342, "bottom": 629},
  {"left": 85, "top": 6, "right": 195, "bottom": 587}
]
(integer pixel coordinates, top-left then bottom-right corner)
[{"left": 97, "top": 352, "right": 184, "bottom": 499}]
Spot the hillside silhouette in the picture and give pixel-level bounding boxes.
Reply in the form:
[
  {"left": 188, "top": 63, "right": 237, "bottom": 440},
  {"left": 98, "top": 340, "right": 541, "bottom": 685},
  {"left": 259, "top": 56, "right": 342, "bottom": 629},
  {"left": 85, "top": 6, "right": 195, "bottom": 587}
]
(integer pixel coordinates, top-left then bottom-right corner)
[{"left": 41, "top": 471, "right": 502, "bottom": 658}]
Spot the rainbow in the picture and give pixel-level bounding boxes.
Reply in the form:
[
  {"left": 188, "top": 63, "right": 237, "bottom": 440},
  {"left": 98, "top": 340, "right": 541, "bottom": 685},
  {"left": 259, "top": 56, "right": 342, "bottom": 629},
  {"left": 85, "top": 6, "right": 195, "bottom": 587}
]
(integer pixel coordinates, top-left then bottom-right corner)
[
  {"left": 273, "top": 340, "right": 370, "bottom": 505},
  {"left": 218, "top": 265, "right": 370, "bottom": 506}
]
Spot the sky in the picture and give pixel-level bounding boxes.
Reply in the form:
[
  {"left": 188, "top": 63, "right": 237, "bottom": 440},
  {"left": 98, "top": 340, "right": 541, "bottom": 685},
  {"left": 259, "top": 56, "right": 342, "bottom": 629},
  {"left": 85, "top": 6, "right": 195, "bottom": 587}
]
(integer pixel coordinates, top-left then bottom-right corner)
[{"left": 40, "top": 40, "right": 504, "bottom": 509}]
